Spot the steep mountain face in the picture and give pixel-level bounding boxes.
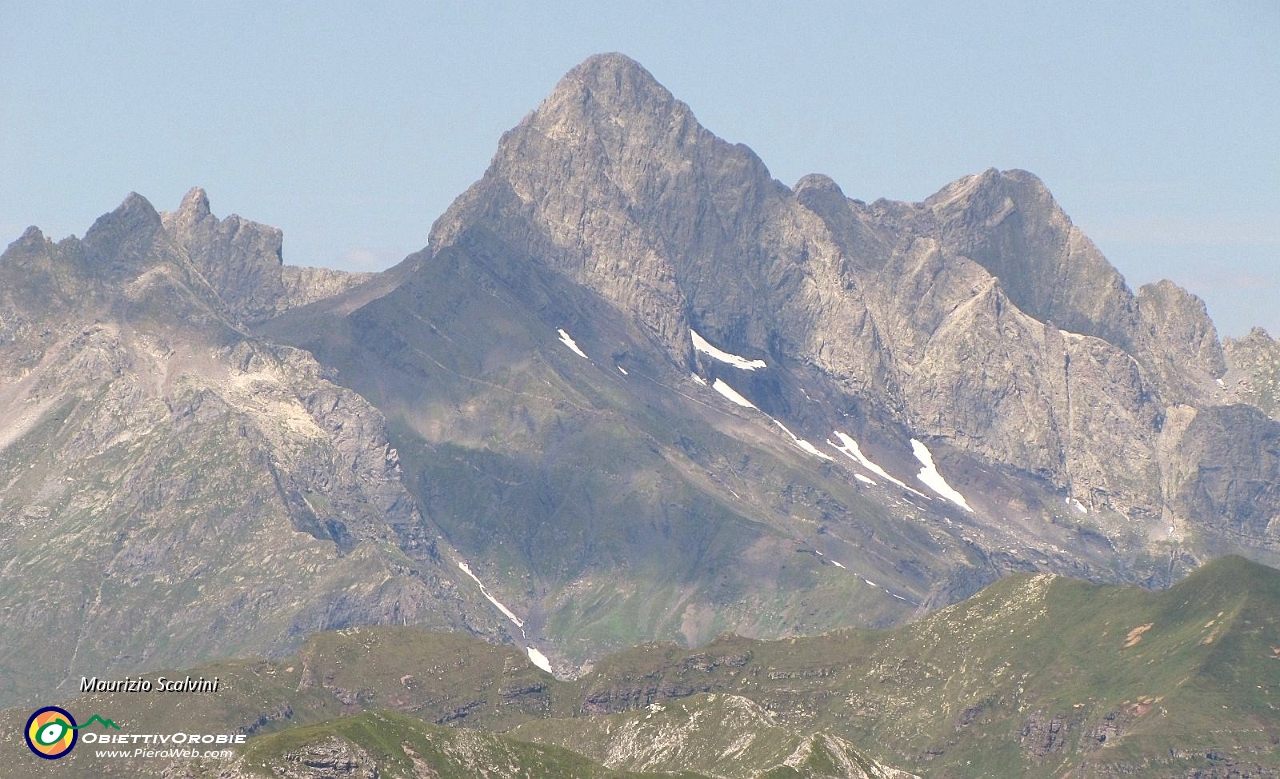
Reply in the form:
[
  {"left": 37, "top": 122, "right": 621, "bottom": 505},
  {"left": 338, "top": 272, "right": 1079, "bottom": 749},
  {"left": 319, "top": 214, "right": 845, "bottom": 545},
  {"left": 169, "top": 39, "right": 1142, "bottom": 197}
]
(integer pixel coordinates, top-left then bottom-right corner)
[
  {"left": 423, "top": 53, "right": 1272, "bottom": 541},
  {"left": 262, "top": 224, "right": 951, "bottom": 670},
  {"left": 0, "top": 194, "right": 486, "bottom": 710},
  {"left": 255, "top": 53, "right": 1280, "bottom": 677}
]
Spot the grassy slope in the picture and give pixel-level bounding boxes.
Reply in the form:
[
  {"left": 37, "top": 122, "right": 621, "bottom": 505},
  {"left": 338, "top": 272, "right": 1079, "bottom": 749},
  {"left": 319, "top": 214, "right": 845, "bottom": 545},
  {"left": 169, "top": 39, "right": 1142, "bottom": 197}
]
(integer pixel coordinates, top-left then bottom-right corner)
[
  {"left": 235, "top": 710, "right": 708, "bottom": 779},
  {"left": 1, "top": 557, "right": 1274, "bottom": 778}
]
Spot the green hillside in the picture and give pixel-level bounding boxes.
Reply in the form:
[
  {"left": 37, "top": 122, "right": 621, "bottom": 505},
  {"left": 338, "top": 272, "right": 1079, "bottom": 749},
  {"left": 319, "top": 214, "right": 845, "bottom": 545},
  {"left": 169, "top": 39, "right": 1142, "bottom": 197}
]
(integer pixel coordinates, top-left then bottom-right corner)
[{"left": 2, "top": 557, "right": 1275, "bottom": 778}]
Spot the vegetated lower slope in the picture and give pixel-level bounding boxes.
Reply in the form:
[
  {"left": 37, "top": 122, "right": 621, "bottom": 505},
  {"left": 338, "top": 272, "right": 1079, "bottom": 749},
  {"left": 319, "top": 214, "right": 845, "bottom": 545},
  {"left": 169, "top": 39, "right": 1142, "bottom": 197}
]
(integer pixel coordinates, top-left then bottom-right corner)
[
  {"left": 223, "top": 710, "right": 709, "bottom": 779},
  {"left": 571, "top": 554, "right": 1280, "bottom": 778},
  {"left": 1, "top": 557, "right": 1273, "bottom": 778},
  {"left": 510, "top": 693, "right": 915, "bottom": 779}
]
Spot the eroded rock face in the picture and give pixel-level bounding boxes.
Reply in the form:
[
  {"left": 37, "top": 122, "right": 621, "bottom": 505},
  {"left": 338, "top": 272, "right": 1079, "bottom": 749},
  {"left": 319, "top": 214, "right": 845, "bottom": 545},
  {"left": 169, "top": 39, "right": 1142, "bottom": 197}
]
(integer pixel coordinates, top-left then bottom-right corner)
[
  {"left": 1225, "top": 327, "right": 1280, "bottom": 419},
  {"left": 272, "top": 737, "right": 380, "bottom": 779},
  {"left": 161, "top": 187, "right": 288, "bottom": 324},
  {"left": 1136, "top": 279, "right": 1227, "bottom": 404},
  {"left": 1162, "top": 404, "right": 1280, "bottom": 543},
  {"left": 161, "top": 188, "right": 372, "bottom": 325}
]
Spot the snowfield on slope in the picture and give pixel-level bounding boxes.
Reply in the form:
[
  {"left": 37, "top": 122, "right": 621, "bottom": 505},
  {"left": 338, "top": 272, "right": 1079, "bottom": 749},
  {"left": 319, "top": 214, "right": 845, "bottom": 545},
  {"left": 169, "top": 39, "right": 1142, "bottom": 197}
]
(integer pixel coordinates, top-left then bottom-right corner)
[
  {"left": 557, "top": 328, "right": 588, "bottom": 359},
  {"left": 691, "top": 329, "right": 766, "bottom": 370},
  {"left": 457, "top": 560, "right": 525, "bottom": 632},
  {"left": 829, "top": 432, "right": 908, "bottom": 489},
  {"left": 712, "top": 378, "right": 758, "bottom": 409},
  {"left": 526, "top": 646, "right": 553, "bottom": 673},
  {"left": 708, "top": 379, "right": 831, "bottom": 460},
  {"left": 910, "top": 439, "right": 972, "bottom": 512},
  {"left": 768, "top": 417, "right": 834, "bottom": 461}
]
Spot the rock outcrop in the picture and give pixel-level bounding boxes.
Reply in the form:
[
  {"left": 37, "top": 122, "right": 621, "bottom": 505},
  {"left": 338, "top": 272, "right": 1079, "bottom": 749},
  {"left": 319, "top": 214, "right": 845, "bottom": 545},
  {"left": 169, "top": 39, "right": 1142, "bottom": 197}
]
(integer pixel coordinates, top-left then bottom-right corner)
[
  {"left": 161, "top": 187, "right": 373, "bottom": 324},
  {"left": 1224, "top": 327, "right": 1280, "bottom": 419}
]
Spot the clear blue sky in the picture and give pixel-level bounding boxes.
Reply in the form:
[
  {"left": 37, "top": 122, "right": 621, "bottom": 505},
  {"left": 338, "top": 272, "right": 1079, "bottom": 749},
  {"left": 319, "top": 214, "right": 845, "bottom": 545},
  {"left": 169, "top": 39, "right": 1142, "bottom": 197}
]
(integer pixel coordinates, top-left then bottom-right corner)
[{"left": 3, "top": 2, "right": 1277, "bottom": 336}]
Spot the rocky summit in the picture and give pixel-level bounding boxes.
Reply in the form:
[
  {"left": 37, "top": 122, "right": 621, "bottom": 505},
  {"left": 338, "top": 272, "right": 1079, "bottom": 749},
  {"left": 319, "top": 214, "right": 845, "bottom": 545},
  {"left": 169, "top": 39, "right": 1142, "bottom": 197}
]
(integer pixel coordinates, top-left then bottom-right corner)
[{"left": 1, "top": 52, "right": 1278, "bottom": 764}]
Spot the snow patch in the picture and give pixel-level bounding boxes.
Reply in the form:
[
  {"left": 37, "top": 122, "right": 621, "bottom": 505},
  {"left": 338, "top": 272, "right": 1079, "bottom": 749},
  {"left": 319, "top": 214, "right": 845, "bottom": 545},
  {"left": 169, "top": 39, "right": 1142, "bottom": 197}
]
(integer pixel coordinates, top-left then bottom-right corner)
[
  {"left": 768, "top": 417, "right": 833, "bottom": 461},
  {"left": 526, "top": 646, "right": 552, "bottom": 673},
  {"left": 457, "top": 561, "right": 525, "bottom": 631},
  {"left": 828, "top": 432, "right": 908, "bottom": 489},
  {"left": 1215, "top": 377, "right": 1225, "bottom": 388},
  {"left": 616, "top": 365, "right": 628, "bottom": 375},
  {"left": 1067, "top": 497, "right": 1088, "bottom": 515},
  {"left": 712, "top": 378, "right": 757, "bottom": 409},
  {"left": 854, "top": 473, "right": 876, "bottom": 486},
  {"left": 691, "top": 373, "right": 708, "bottom": 386},
  {"left": 556, "top": 329, "right": 588, "bottom": 359},
  {"left": 691, "top": 329, "right": 766, "bottom": 370},
  {"left": 704, "top": 380, "right": 831, "bottom": 462},
  {"left": 795, "top": 438, "right": 833, "bottom": 460},
  {"left": 910, "top": 439, "right": 973, "bottom": 512},
  {"left": 831, "top": 560, "right": 846, "bottom": 569}
]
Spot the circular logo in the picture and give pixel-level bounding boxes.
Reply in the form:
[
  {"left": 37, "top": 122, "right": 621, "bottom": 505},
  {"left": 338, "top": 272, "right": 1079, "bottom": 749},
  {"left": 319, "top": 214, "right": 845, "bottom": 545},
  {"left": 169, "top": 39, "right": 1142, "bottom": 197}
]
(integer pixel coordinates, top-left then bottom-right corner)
[{"left": 25, "top": 706, "right": 77, "bottom": 760}]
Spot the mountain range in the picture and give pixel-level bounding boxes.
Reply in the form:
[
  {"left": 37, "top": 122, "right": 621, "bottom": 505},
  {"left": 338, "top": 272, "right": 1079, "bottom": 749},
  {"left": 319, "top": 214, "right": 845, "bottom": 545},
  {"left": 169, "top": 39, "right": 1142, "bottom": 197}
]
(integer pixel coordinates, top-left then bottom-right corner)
[{"left": 2, "top": 51, "right": 1278, "bottom": 758}]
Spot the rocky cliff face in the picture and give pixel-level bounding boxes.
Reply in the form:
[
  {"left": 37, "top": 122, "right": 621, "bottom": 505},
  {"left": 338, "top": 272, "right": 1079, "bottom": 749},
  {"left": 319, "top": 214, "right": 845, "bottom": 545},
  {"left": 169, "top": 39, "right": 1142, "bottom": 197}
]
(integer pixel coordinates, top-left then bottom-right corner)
[
  {"left": 161, "top": 187, "right": 373, "bottom": 324},
  {"left": 1225, "top": 327, "right": 1280, "bottom": 419}
]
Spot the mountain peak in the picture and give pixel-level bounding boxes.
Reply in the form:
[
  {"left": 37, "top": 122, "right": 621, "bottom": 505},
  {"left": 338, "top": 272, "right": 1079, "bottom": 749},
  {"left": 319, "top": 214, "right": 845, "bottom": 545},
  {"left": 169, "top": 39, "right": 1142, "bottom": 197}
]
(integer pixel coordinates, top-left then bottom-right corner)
[
  {"left": 559, "top": 52, "right": 665, "bottom": 95},
  {"left": 163, "top": 186, "right": 216, "bottom": 236},
  {"left": 15, "top": 225, "right": 47, "bottom": 246},
  {"left": 120, "top": 191, "right": 162, "bottom": 221},
  {"left": 86, "top": 191, "right": 163, "bottom": 240},
  {"left": 924, "top": 167, "right": 1050, "bottom": 212},
  {"left": 793, "top": 173, "right": 845, "bottom": 198},
  {"left": 178, "top": 186, "right": 212, "bottom": 220},
  {"left": 534, "top": 52, "right": 678, "bottom": 130}
]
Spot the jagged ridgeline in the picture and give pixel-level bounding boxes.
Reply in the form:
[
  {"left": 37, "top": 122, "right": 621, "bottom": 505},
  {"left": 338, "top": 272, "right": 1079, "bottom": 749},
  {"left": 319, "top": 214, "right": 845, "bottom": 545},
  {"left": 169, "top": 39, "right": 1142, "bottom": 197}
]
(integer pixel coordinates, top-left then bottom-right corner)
[
  {"left": 1, "top": 51, "right": 1279, "bottom": 731},
  {"left": 1, "top": 557, "right": 1276, "bottom": 777}
]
